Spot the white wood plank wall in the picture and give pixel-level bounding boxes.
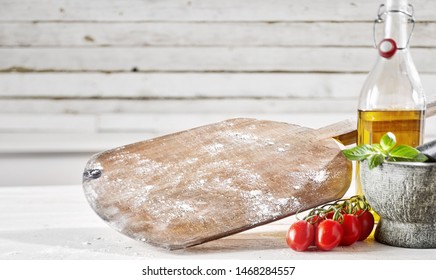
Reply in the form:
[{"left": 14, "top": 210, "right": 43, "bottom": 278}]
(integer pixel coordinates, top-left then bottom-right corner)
[{"left": 1, "top": 0, "right": 436, "bottom": 185}]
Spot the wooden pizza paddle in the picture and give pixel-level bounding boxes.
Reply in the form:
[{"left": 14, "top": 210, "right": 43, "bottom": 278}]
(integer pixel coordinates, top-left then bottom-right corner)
[{"left": 82, "top": 100, "right": 436, "bottom": 250}]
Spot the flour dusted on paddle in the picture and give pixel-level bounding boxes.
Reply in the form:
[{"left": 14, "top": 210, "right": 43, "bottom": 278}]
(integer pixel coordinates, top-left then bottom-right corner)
[
  {"left": 241, "top": 189, "right": 302, "bottom": 225},
  {"left": 225, "top": 131, "right": 259, "bottom": 144},
  {"left": 288, "top": 169, "right": 331, "bottom": 190},
  {"left": 204, "top": 143, "right": 224, "bottom": 155},
  {"left": 311, "top": 170, "right": 329, "bottom": 183},
  {"left": 82, "top": 117, "right": 352, "bottom": 249}
]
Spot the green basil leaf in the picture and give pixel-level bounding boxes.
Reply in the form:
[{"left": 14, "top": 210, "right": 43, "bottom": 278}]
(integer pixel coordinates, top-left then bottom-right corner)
[
  {"left": 392, "top": 153, "right": 429, "bottom": 162},
  {"left": 380, "top": 132, "right": 396, "bottom": 152},
  {"left": 372, "top": 144, "right": 388, "bottom": 157},
  {"left": 342, "top": 132, "right": 428, "bottom": 166},
  {"left": 368, "top": 154, "right": 385, "bottom": 169},
  {"left": 389, "top": 145, "right": 420, "bottom": 160},
  {"left": 342, "top": 145, "right": 376, "bottom": 161},
  {"left": 413, "top": 153, "right": 429, "bottom": 162}
]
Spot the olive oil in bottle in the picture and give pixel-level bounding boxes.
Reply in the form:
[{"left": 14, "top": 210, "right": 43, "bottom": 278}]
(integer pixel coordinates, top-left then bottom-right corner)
[
  {"left": 355, "top": 110, "right": 425, "bottom": 195},
  {"left": 356, "top": 0, "right": 426, "bottom": 198},
  {"left": 358, "top": 110, "right": 424, "bottom": 147}
]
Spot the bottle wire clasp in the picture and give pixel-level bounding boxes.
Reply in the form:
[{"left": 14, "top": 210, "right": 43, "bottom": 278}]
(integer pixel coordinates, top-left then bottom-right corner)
[{"left": 373, "top": 3, "right": 416, "bottom": 50}]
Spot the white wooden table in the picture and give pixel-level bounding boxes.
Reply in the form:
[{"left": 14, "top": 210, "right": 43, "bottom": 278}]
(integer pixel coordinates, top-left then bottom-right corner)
[{"left": 1, "top": 185, "right": 435, "bottom": 260}]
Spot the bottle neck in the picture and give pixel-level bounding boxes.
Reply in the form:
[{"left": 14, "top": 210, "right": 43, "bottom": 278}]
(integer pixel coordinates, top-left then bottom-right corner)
[
  {"left": 384, "top": 13, "right": 409, "bottom": 49},
  {"left": 383, "top": 0, "right": 411, "bottom": 49}
]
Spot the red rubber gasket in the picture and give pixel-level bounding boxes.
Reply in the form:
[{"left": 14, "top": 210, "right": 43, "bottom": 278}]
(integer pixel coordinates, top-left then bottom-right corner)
[{"left": 378, "top": 38, "right": 397, "bottom": 59}]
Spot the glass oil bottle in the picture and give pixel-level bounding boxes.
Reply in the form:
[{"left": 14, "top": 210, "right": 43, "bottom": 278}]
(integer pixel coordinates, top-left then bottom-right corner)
[{"left": 356, "top": 0, "right": 426, "bottom": 197}]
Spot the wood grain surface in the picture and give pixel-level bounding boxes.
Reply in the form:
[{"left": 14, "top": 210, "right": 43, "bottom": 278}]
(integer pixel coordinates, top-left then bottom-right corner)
[{"left": 83, "top": 118, "right": 352, "bottom": 249}]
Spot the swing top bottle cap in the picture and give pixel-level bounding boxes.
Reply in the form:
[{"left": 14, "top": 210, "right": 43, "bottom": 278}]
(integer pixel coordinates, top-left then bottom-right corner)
[{"left": 378, "top": 38, "right": 397, "bottom": 59}]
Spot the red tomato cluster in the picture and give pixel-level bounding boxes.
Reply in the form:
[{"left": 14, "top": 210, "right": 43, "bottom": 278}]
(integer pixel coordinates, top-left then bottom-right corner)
[{"left": 286, "top": 196, "right": 375, "bottom": 252}]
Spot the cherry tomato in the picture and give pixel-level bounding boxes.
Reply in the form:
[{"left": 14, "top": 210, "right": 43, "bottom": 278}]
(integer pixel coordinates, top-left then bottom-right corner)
[
  {"left": 286, "top": 220, "right": 315, "bottom": 252},
  {"left": 315, "top": 219, "right": 343, "bottom": 251},
  {"left": 307, "top": 215, "right": 324, "bottom": 246},
  {"left": 356, "top": 210, "right": 375, "bottom": 241},
  {"left": 340, "top": 214, "right": 361, "bottom": 246},
  {"left": 325, "top": 211, "right": 334, "bottom": 219}
]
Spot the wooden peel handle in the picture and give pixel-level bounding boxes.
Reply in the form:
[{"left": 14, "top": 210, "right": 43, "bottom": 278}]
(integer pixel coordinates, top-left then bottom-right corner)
[{"left": 319, "top": 98, "right": 436, "bottom": 146}]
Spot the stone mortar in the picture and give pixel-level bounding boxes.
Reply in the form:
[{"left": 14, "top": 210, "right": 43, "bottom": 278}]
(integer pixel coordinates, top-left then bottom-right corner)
[{"left": 361, "top": 161, "right": 436, "bottom": 248}]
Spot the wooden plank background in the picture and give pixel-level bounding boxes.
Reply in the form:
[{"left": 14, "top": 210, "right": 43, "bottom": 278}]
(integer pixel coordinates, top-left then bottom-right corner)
[{"left": 1, "top": 0, "right": 436, "bottom": 185}]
